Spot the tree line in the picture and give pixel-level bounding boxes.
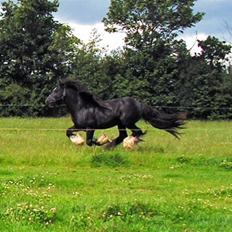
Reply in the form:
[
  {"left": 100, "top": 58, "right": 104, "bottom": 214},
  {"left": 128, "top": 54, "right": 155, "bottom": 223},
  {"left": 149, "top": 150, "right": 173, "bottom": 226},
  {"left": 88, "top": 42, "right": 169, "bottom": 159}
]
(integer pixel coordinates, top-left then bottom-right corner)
[{"left": 0, "top": 0, "right": 231, "bottom": 119}]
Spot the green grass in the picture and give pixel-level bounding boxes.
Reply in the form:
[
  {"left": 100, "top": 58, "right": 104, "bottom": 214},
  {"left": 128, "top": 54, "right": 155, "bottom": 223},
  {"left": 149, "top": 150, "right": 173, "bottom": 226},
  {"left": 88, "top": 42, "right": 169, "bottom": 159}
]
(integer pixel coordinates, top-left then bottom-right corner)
[{"left": 0, "top": 118, "right": 232, "bottom": 231}]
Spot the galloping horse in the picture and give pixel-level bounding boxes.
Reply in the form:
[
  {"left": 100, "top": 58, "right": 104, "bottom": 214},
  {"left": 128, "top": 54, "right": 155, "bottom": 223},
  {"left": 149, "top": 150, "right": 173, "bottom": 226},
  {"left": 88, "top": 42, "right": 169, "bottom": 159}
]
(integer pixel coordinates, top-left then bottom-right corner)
[{"left": 46, "top": 79, "right": 186, "bottom": 148}]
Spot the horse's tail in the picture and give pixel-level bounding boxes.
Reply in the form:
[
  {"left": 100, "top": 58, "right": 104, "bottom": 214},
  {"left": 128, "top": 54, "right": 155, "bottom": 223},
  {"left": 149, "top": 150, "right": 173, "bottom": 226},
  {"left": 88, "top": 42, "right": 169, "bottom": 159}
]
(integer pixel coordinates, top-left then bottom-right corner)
[{"left": 142, "top": 104, "right": 187, "bottom": 139}]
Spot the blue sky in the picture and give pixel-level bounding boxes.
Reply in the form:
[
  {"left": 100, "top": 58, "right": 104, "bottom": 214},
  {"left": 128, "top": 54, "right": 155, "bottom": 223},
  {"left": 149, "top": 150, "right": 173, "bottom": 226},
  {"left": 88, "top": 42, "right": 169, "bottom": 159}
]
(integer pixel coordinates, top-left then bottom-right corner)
[
  {"left": 56, "top": 0, "right": 232, "bottom": 38},
  {"left": 55, "top": 0, "right": 232, "bottom": 52},
  {"left": 1, "top": 0, "right": 232, "bottom": 51},
  {"left": 57, "top": 0, "right": 110, "bottom": 24},
  {"left": 188, "top": 0, "right": 232, "bottom": 37}
]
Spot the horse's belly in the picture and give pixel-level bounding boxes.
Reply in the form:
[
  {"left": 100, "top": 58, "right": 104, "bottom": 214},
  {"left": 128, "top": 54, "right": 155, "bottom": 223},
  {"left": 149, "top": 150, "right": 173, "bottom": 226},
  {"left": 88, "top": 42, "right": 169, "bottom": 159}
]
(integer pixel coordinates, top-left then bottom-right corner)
[
  {"left": 74, "top": 112, "right": 118, "bottom": 130},
  {"left": 96, "top": 117, "right": 118, "bottom": 129}
]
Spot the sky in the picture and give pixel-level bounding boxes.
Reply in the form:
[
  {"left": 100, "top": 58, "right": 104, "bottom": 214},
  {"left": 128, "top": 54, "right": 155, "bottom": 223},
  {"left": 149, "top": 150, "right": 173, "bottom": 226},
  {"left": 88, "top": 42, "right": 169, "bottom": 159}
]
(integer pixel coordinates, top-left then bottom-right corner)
[
  {"left": 55, "top": 0, "right": 232, "bottom": 54},
  {"left": 1, "top": 0, "right": 232, "bottom": 53}
]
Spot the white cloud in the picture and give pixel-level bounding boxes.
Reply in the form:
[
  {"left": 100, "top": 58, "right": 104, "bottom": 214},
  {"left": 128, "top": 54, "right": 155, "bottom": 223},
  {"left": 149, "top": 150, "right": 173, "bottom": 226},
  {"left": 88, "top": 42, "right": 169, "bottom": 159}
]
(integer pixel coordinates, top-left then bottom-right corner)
[
  {"left": 180, "top": 33, "right": 208, "bottom": 55},
  {"left": 59, "top": 17, "right": 210, "bottom": 55},
  {"left": 66, "top": 21, "right": 125, "bottom": 51},
  {"left": 69, "top": 22, "right": 209, "bottom": 56}
]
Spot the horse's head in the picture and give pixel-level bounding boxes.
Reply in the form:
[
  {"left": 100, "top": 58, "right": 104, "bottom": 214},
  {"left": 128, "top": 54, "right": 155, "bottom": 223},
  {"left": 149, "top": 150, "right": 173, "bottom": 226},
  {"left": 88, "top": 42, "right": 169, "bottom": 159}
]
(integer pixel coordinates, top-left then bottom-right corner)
[
  {"left": 46, "top": 79, "right": 108, "bottom": 109},
  {"left": 45, "top": 81, "right": 65, "bottom": 108}
]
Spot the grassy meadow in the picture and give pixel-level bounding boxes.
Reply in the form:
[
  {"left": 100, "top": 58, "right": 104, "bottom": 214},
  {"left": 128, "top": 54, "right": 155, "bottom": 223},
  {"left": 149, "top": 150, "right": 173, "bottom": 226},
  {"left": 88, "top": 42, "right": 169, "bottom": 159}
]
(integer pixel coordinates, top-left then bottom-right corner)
[{"left": 0, "top": 118, "right": 232, "bottom": 231}]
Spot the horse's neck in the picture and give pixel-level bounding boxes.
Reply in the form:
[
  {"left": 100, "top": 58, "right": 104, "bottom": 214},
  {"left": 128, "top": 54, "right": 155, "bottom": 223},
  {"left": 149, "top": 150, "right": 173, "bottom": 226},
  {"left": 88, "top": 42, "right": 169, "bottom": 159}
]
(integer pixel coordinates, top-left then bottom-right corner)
[{"left": 64, "top": 92, "right": 82, "bottom": 113}]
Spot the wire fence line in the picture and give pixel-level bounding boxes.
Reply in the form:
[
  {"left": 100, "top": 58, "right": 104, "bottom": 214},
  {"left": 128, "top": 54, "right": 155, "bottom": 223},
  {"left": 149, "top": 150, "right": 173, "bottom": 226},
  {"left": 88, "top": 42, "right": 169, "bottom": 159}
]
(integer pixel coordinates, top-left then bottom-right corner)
[
  {"left": 0, "top": 127, "right": 230, "bottom": 132},
  {"left": 0, "top": 104, "right": 232, "bottom": 110},
  {"left": 0, "top": 105, "right": 231, "bottom": 133}
]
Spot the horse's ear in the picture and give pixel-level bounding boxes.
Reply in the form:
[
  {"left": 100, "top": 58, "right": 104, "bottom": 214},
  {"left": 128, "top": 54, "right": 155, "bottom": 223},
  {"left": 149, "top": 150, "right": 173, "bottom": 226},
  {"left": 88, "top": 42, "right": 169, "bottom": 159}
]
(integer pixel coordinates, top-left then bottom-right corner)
[{"left": 59, "top": 79, "right": 65, "bottom": 87}]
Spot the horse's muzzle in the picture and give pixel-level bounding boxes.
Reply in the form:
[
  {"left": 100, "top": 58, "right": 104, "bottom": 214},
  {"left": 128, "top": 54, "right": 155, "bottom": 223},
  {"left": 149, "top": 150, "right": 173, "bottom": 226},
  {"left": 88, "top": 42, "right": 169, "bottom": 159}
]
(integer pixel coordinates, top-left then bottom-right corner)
[{"left": 45, "top": 97, "right": 56, "bottom": 108}]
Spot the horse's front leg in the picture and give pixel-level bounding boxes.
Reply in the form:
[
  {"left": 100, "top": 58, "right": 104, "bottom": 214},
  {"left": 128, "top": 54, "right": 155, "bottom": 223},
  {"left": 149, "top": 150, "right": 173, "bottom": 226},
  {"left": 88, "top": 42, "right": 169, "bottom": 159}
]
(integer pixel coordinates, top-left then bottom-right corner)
[
  {"left": 66, "top": 125, "right": 79, "bottom": 138},
  {"left": 86, "top": 129, "right": 101, "bottom": 146},
  {"left": 105, "top": 123, "right": 128, "bottom": 149}
]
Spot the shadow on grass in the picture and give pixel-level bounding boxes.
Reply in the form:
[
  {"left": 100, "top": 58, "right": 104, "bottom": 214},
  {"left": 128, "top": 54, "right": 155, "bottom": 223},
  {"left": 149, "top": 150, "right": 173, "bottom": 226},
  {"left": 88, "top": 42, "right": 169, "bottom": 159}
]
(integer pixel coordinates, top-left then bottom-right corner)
[
  {"left": 139, "top": 145, "right": 165, "bottom": 154},
  {"left": 91, "top": 153, "right": 130, "bottom": 168}
]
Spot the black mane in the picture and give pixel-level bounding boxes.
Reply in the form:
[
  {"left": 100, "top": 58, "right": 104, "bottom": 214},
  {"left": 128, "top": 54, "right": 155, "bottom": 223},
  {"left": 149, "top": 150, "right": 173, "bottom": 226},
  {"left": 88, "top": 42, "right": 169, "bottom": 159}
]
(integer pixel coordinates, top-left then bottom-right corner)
[
  {"left": 60, "top": 79, "right": 89, "bottom": 93},
  {"left": 61, "top": 79, "right": 108, "bottom": 108}
]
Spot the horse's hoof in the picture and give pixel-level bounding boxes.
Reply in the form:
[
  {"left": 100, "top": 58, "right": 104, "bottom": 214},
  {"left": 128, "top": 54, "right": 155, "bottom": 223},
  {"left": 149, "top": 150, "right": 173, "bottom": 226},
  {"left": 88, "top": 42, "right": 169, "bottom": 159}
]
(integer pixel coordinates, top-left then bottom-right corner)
[
  {"left": 97, "top": 134, "right": 112, "bottom": 145},
  {"left": 123, "top": 136, "right": 140, "bottom": 150},
  {"left": 70, "top": 134, "right": 85, "bottom": 145}
]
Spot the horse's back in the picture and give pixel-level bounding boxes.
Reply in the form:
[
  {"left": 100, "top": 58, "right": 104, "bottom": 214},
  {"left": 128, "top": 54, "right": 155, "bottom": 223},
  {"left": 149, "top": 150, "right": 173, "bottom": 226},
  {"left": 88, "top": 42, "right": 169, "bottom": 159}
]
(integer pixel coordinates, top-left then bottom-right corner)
[{"left": 105, "top": 97, "right": 143, "bottom": 125}]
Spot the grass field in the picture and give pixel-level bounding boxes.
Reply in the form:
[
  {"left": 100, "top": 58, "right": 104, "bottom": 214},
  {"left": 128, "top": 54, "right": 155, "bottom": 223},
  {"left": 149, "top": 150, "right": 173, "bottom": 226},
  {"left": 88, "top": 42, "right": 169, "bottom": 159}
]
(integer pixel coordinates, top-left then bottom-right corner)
[{"left": 0, "top": 118, "right": 232, "bottom": 232}]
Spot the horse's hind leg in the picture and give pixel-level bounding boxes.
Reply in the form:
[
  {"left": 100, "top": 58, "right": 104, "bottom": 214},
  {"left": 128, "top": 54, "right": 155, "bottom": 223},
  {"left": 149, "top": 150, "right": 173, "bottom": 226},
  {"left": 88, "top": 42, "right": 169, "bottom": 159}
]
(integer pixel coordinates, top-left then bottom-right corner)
[
  {"left": 127, "top": 124, "right": 146, "bottom": 138},
  {"left": 86, "top": 129, "right": 102, "bottom": 146},
  {"left": 66, "top": 125, "right": 79, "bottom": 138},
  {"left": 105, "top": 124, "right": 128, "bottom": 149}
]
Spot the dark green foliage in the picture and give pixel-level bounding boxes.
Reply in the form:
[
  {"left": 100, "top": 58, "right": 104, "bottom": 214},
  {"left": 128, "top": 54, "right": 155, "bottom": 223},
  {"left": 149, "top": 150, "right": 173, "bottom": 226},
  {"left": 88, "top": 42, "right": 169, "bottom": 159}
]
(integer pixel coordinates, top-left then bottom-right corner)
[
  {"left": 103, "top": 0, "right": 204, "bottom": 48},
  {"left": 102, "top": 0, "right": 232, "bottom": 119},
  {"left": 102, "top": 1, "right": 193, "bottom": 106},
  {"left": 0, "top": 0, "right": 79, "bottom": 116},
  {"left": 71, "top": 30, "right": 110, "bottom": 98},
  {"left": 0, "top": 0, "right": 231, "bottom": 119},
  {"left": 197, "top": 36, "right": 231, "bottom": 69},
  {"left": 176, "top": 37, "right": 232, "bottom": 119}
]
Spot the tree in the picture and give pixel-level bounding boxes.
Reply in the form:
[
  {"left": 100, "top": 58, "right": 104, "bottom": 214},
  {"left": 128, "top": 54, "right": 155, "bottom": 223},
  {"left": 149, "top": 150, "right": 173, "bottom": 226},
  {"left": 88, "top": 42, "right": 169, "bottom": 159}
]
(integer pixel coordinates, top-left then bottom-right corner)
[
  {"left": 0, "top": 0, "right": 80, "bottom": 116},
  {"left": 176, "top": 37, "right": 232, "bottom": 119},
  {"left": 71, "top": 29, "right": 110, "bottom": 97},
  {"left": 103, "top": 0, "right": 203, "bottom": 108},
  {"left": 103, "top": 0, "right": 203, "bottom": 50},
  {"left": 197, "top": 36, "right": 231, "bottom": 70}
]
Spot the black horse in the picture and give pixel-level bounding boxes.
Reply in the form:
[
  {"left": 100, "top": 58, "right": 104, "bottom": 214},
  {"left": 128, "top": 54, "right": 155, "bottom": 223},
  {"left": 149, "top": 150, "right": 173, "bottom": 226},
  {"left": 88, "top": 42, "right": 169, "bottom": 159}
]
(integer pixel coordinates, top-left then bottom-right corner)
[{"left": 45, "top": 79, "right": 186, "bottom": 148}]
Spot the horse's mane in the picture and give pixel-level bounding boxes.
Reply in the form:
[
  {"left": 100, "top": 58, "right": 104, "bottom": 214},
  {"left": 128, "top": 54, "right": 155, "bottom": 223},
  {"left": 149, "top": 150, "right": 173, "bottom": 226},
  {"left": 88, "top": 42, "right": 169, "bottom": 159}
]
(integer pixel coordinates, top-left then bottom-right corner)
[
  {"left": 61, "top": 79, "right": 89, "bottom": 93},
  {"left": 60, "top": 79, "right": 108, "bottom": 109}
]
